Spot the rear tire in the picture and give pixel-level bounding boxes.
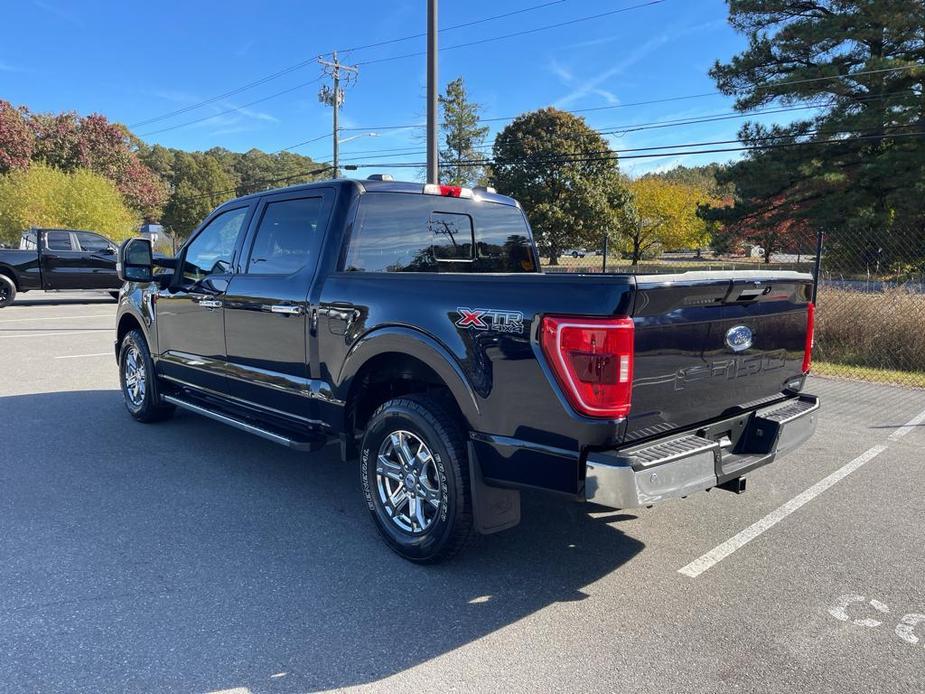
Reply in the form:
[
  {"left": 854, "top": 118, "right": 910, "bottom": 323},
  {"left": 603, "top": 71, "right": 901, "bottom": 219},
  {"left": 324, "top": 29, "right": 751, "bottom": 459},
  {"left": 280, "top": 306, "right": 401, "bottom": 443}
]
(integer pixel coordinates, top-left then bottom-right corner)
[
  {"left": 119, "top": 329, "right": 174, "bottom": 423},
  {"left": 0, "top": 275, "right": 16, "bottom": 308},
  {"left": 360, "top": 395, "right": 472, "bottom": 563}
]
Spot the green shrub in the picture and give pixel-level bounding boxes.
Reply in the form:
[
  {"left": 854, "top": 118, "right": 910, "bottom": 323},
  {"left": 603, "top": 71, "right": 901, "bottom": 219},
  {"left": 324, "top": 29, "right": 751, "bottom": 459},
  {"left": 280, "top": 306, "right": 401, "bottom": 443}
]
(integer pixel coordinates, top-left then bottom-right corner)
[{"left": 0, "top": 164, "right": 139, "bottom": 245}]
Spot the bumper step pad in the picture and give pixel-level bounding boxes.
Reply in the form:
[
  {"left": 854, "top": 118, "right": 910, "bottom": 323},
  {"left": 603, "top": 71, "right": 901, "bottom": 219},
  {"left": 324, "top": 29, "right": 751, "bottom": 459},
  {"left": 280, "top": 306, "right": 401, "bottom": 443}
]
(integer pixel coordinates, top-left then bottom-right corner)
[{"left": 584, "top": 394, "right": 819, "bottom": 509}]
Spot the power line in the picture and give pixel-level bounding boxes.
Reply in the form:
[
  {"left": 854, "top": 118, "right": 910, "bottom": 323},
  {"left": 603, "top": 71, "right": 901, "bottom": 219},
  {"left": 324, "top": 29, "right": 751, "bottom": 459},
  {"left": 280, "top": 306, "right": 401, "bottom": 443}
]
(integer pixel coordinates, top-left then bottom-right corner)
[
  {"left": 138, "top": 75, "right": 325, "bottom": 137},
  {"left": 336, "top": 0, "right": 568, "bottom": 54},
  {"left": 355, "top": 1, "right": 666, "bottom": 66},
  {"left": 181, "top": 128, "right": 924, "bottom": 206},
  {"left": 327, "top": 102, "right": 838, "bottom": 161},
  {"left": 338, "top": 64, "right": 923, "bottom": 132},
  {"left": 128, "top": 59, "right": 322, "bottom": 129},
  {"left": 337, "top": 128, "right": 925, "bottom": 168},
  {"left": 280, "top": 85, "right": 918, "bottom": 163},
  {"left": 126, "top": 0, "right": 587, "bottom": 130}
]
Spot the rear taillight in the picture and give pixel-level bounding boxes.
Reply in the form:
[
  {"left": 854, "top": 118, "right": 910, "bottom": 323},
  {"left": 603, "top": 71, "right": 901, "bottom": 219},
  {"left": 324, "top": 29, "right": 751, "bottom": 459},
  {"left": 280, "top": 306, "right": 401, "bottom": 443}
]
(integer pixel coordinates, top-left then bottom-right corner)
[
  {"left": 802, "top": 302, "right": 815, "bottom": 374},
  {"left": 540, "top": 316, "right": 634, "bottom": 418}
]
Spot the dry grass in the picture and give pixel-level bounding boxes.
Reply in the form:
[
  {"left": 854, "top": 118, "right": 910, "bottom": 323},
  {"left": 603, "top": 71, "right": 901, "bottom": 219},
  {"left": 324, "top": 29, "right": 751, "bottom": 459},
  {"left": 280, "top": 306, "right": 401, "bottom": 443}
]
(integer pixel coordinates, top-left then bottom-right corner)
[
  {"left": 813, "top": 362, "right": 925, "bottom": 389},
  {"left": 815, "top": 287, "right": 925, "bottom": 374}
]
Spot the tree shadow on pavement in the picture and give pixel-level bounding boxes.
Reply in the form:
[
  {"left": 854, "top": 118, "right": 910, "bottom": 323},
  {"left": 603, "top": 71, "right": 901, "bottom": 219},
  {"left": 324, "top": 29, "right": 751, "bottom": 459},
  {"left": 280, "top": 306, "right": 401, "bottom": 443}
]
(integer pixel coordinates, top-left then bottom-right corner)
[{"left": 0, "top": 390, "right": 644, "bottom": 693}]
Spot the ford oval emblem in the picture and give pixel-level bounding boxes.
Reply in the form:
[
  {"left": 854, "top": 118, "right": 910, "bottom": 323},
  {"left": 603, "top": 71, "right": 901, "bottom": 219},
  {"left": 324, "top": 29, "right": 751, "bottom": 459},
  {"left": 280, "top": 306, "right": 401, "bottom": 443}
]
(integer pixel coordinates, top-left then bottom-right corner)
[{"left": 725, "top": 325, "right": 753, "bottom": 352}]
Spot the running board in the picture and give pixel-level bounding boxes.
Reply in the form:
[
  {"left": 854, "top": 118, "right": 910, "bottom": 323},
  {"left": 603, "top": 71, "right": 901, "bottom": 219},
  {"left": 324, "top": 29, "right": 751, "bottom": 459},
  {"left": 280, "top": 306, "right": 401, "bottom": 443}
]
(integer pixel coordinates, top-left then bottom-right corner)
[{"left": 162, "top": 395, "right": 327, "bottom": 452}]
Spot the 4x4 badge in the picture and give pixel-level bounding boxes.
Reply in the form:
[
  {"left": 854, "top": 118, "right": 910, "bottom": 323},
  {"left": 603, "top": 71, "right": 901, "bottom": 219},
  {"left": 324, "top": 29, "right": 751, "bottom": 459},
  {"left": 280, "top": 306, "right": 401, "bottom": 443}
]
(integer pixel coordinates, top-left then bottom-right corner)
[{"left": 456, "top": 307, "right": 524, "bottom": 334}]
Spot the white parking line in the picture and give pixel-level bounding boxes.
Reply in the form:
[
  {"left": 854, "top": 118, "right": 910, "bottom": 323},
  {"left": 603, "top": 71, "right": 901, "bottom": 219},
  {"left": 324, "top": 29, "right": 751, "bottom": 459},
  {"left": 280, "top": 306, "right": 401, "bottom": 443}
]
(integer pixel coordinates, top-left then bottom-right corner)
[
  {"left": 678, "top": 405, "right": 925, "bottom": 579},
  {"left": 0, "top": 313, "right": 112, "bottom": 324},
  {"left": 55, "top": 352, "right": 112, "bottom": 359},
  {"left": 0, "top": 329, "right": 112, "bottom": 339}
]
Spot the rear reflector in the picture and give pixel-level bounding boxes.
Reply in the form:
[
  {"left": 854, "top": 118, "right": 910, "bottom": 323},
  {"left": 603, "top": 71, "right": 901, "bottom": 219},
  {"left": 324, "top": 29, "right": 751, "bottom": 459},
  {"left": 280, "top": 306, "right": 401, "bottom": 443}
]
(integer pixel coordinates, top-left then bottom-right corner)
[
  {"left": 540, "top": 316, "right": 634, "bottom": 418},
  {"left": 802, "top": 302, "right": 815, "bottom": 374},
  {"left": 423, "top": 183, "right": 473, "bottom": 198}
]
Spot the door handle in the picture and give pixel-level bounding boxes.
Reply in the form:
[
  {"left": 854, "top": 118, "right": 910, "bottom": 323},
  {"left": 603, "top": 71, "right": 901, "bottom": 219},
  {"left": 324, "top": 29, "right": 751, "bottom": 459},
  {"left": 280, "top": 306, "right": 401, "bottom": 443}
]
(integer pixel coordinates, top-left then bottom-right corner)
[
  {"left": 270, "top": 305, "right": 304, "bottom": 316},
  {"left": 197, "top": 299, "right": 223, "bottom": 309}
]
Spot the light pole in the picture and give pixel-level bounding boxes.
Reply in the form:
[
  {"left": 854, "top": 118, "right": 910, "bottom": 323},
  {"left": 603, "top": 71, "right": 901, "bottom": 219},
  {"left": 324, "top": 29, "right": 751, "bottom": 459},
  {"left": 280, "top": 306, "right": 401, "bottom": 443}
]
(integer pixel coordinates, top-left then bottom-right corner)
[{"left": 426, "top": 0, "right": 439, "bottom": 184}]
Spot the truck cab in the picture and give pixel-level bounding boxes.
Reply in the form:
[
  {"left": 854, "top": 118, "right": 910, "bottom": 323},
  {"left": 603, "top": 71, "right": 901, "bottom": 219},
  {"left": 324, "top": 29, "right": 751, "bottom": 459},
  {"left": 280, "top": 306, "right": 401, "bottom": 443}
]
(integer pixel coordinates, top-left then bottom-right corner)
[{"left": 0, "top": 228, "right": 121, "bottom": 306}]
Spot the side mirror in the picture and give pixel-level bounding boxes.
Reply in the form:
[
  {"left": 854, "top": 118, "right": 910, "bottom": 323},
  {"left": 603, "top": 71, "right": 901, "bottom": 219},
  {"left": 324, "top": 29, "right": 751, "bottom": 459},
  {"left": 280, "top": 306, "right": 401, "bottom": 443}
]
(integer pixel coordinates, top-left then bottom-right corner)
[
  {"left": 118, "top": 238, "right": 154, "bottom": 283},
  {"left": 101, "top": 246, "right": 116, "bottom": 255}
]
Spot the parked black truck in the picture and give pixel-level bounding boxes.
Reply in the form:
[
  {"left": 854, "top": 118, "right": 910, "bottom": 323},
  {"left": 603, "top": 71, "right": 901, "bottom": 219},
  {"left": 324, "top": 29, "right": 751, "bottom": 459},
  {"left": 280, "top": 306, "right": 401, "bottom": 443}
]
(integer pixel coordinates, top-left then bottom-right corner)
[
  {"left": 114, "top": 178, "right": 819, "bottom": 562},
  {"left": 0, "top": 228, "right": 122, "bottom": 307}
]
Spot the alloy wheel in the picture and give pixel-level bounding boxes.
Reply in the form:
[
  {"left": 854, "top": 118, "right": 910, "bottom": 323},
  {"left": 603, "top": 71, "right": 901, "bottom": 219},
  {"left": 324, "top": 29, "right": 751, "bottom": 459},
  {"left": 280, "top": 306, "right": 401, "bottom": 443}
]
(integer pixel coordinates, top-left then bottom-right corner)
[
  {"left": 375, "top": 430, "right": 443, "bottom": 534},
  {"left": 123, "top": 346, "right": 147, "bottom": 407}
]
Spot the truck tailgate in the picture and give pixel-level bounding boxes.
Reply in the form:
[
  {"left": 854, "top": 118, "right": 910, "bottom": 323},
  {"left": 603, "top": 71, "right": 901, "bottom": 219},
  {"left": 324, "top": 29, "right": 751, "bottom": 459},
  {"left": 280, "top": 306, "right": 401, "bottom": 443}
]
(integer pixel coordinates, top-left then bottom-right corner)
[{"left": 627, "top": 271, "right": 813, "bottom": 442}]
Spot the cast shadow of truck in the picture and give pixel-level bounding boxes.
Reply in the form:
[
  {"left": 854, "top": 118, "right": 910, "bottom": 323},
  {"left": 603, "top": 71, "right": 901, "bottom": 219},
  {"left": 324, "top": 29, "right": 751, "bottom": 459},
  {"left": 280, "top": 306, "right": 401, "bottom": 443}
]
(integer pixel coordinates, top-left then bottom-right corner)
[{"left": 0, "top": 390, "right": 644, "bottom": 693}]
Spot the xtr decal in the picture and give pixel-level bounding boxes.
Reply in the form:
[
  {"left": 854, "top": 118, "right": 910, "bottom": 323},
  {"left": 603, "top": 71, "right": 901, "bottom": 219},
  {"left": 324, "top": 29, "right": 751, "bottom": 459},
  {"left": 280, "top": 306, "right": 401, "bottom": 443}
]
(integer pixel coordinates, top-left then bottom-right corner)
[{"left": 455, "top": 307, "right": 524, "bottom": 334}]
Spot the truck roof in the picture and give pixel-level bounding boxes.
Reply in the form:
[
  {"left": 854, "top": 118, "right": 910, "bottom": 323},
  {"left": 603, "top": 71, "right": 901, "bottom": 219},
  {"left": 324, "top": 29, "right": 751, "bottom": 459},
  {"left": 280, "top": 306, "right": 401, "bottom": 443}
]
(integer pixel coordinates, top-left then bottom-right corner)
[{"left": 220, "top": 178, "right": 519, "bottom": 209}]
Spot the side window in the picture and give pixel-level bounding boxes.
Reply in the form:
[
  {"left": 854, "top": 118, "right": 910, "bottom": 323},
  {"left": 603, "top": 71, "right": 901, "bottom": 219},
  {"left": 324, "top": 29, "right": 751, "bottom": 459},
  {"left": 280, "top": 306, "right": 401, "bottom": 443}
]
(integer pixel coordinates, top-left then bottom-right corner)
[
  {"left": 182, "top": 207, "right": 248, "bottom": 282},
  {"left": 344, "top": 194, "right": 434, "bottom": 272},
  {"left": 45, "top": 231, "right": 73, "bottom": 251},
  {"left": 76, "top": 232, "right": 112, "bottom": 253},
  {"left": 430, "top": 212, "right": 474, "bottom": 262},
  {"left": 246, "top": 197, "right": 325, "bottom": 275}
]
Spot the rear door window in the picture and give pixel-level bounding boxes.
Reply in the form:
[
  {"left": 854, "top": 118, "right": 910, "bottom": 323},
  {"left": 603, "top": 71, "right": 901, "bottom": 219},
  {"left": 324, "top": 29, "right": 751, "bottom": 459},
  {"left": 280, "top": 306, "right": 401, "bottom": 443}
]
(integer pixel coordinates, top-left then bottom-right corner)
[
  {"left": 45, "top": 231, "right": 73, "bottom": 251},
  {"left": 245, "top": 196, "right": 327, "bottom": 275},
  {"left": 75, "top": 231, "right": 112, "bottom": 253}
]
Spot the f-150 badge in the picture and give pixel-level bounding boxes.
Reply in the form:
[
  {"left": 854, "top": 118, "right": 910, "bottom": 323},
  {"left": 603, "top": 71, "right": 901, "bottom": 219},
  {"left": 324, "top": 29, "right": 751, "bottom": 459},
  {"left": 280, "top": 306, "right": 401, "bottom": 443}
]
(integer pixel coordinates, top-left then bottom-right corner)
[{"left": 456, "top": 307, "right": 524, "bottom": 334}]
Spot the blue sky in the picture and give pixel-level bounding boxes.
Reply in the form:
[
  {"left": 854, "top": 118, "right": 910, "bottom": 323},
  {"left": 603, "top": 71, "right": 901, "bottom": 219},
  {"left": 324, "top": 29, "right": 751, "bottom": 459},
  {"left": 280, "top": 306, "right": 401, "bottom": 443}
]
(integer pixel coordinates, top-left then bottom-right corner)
[{"left": 1, "top": 0, "right": 806, "bottom": 179}]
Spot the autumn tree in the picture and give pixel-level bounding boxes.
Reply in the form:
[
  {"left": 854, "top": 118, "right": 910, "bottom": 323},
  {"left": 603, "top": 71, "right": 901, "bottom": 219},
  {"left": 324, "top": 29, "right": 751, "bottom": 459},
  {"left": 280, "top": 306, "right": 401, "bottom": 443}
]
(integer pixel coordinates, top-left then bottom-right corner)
[
  {"left": 619, "top": 178, "right": 716, "bottom": 264},
  {"left": 703, "top": 0, "right": 925, "bottom": 271},
  {"left": 0, "top": 164, "right": 138, "bottom": 245},
  {"left": 29, "top": 110, "right": 167, "bottom": 220},
  {"left": 0, "top": 101, "right": 34, "bottom": 173},
  {"left": 439, "top": 77, "right": 489, "bottom": 187},
  {"left": 492, "top": 108, "right": 628, "bottom": 264}
]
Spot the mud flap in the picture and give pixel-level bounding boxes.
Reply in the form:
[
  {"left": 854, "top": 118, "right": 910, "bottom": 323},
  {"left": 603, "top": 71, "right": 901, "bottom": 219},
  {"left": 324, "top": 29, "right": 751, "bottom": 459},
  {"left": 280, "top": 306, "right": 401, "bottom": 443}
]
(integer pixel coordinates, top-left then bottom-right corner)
[{"left": 467, "top": 441, "right": 521, "bottom": 535}]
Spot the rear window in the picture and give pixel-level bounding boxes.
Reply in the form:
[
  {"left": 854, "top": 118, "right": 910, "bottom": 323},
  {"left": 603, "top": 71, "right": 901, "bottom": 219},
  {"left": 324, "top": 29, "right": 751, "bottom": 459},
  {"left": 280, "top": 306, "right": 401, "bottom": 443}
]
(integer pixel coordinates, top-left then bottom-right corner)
[{"left": 342, "top": 192, "right": 536, "bottom": 273}]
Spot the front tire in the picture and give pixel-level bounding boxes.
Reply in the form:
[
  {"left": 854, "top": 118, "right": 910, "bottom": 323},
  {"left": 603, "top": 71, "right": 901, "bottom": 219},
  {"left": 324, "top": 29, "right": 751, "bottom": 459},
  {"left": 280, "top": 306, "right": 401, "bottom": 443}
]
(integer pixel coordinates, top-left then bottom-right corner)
[
  {"left": 360, "top": 396, "right": 472, "bottom": 563},
  {"left": 119, "top": 329, "right": 174, "bottom": 422},
  {"left": 0, "top": 275, "right": 16, "bottom": 308}
]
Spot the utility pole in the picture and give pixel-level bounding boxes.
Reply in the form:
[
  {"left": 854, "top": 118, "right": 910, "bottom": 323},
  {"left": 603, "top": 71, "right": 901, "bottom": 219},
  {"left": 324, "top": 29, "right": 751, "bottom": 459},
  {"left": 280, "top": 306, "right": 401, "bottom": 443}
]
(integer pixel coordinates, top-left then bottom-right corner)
[
  {"left": 318, "top": 51, "right": 358, "bottom": 178},
  {"left": 426, "top": 0, "right": 439, "bottom": 184}
]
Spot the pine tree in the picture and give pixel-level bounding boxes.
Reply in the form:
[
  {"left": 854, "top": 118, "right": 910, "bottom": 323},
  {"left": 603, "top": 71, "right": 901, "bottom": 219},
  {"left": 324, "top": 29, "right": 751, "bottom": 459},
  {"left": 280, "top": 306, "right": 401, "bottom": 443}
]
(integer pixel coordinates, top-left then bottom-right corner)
[
  {"left": 703, "top": 0, "right": 925, "bottom": 271},
  {"left": 439, "top": 77, "right": 489, "bottom": 187}
]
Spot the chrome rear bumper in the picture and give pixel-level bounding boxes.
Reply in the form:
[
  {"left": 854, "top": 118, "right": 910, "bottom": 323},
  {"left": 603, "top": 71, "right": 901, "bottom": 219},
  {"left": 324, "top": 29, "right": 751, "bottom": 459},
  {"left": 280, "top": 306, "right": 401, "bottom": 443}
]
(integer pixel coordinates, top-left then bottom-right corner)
[{"left": 583, "top": 394, "right": 819, "bottom": 509}]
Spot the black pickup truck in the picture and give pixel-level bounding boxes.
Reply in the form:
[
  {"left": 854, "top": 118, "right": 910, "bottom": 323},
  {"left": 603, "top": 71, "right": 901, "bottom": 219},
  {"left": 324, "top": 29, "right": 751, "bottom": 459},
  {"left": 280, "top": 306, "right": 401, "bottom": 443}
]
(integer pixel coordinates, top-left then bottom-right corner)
[
  {"left": 0, "top": 228, "right": 122, "bottom": 307},
  {"left": 115, "top": 178, "right": 818, "bottom": 562}
]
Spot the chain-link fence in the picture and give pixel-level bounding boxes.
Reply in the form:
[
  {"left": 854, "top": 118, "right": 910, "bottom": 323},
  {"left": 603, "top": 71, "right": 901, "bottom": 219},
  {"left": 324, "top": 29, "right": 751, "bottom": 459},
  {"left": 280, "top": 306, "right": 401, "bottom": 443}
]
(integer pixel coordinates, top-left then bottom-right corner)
[{"left": 540, "top": 227, "right": 925, "bottom": 389}]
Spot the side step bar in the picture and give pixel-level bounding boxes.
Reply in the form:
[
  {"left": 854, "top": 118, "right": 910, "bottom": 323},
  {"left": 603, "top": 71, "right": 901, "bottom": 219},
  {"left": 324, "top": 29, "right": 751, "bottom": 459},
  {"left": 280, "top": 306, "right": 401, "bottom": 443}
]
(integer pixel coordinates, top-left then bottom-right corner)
[{"left": 163, "top": 395, "right": 327, "bottom": 452}]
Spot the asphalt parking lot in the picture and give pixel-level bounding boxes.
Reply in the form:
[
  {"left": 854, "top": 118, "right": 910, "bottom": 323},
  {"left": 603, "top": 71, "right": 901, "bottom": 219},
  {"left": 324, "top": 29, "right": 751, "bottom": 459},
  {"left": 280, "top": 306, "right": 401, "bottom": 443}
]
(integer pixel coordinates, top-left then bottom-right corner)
[{"left": 2, "top": 293, "right": 924, "bottom": 694}]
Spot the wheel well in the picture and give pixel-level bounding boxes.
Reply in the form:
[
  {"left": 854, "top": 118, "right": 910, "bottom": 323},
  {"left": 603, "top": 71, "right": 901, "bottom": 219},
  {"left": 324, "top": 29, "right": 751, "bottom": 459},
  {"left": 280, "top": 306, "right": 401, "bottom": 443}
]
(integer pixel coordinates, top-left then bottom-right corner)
[
  {"left": 116, "top": 313, "right": 143, "bottom": 353},
  {"left": 345, "top": 352, "right": 467, "bottom": 453},
  {"left": 0, "top": 266, "right": 17, "bottom": 289}
]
